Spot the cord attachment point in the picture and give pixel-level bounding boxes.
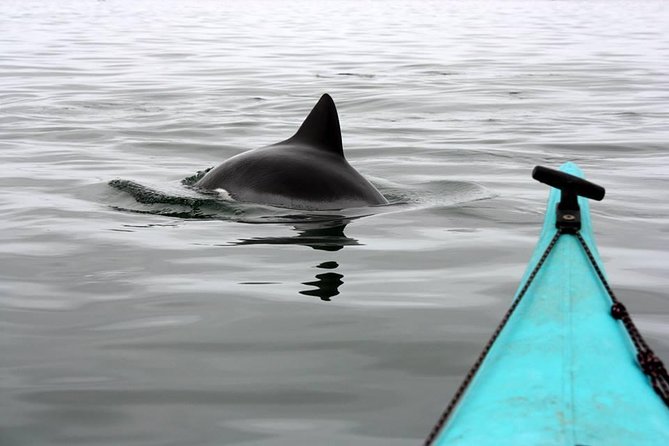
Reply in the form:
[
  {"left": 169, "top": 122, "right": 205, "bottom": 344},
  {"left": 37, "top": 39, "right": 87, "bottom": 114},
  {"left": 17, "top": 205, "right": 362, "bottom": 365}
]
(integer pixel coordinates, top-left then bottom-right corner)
[{"left": 532, "top": 166, "right": 605, "bottom": 233}]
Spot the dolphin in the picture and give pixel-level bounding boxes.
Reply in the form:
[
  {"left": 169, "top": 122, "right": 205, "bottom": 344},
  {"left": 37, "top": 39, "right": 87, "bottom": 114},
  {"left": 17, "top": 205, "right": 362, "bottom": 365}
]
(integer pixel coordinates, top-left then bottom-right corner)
[{"left": 195, "top": 94, "right": 388, "bottom": 210}]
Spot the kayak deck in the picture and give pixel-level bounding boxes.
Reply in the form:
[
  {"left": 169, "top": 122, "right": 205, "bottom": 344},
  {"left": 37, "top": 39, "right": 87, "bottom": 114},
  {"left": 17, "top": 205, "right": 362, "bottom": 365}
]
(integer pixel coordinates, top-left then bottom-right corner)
[{"left": 431, "top": 162, "right": 669, "bottom": 445}]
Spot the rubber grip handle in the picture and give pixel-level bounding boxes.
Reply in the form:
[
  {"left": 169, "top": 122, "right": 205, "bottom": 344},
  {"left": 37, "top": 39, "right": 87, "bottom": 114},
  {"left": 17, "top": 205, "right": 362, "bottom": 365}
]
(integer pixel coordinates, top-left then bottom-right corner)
[{"left": 532, "top": 166, "right": 605, "bottom": 201}]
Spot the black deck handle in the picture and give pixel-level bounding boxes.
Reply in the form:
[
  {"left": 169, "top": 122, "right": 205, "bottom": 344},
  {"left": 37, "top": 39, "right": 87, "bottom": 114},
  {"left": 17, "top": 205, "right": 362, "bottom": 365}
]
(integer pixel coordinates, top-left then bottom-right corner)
[
  {"left": 532, "top": 166, "right": 605, "bottom": 203},
  {"left": 532, "top": 165, "right": 606, "bottom": 232}
]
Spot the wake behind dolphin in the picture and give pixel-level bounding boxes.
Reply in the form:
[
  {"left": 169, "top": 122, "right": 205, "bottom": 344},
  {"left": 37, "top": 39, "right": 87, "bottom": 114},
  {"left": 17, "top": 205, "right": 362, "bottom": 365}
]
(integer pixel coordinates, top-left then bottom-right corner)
[{"left": 195, "top": 94, "right": 389, "bottom": 210}]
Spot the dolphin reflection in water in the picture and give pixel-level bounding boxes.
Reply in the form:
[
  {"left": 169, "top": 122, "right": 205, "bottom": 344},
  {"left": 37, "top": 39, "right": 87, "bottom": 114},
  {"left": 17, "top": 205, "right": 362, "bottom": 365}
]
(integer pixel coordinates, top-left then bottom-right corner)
[{"left": 234, "top": 220, "right": 357, "bottom": 301}]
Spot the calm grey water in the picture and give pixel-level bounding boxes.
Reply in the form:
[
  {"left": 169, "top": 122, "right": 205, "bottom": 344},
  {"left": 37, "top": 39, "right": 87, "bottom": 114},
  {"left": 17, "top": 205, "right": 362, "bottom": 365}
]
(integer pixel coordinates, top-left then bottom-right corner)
[{"left": 2, "top": 0, "right": 669, "bottom": 444}]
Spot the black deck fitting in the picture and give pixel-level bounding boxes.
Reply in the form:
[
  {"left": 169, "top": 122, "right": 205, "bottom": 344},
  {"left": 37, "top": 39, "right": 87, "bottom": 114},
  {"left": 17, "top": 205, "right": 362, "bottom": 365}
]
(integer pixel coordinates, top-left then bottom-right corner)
[{"left": 532, "top": 165, "right": 605, "bottom": 233}]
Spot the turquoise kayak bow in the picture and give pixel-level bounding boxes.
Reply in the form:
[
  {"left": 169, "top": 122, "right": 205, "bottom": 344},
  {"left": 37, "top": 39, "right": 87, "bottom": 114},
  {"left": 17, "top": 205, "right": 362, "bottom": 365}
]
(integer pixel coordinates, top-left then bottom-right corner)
[{"left": 427, "top": 162, "right": 669, "bottom": 445}]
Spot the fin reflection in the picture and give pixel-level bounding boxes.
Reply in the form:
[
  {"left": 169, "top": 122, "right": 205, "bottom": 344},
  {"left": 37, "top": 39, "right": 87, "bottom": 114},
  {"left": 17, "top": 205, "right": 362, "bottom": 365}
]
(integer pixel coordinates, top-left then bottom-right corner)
[
  {"left": 299, "top": 262, "right": 344, "bottom": 301},
  {"left": 234, "top": 220, "right": 354, "bottom": 301}
]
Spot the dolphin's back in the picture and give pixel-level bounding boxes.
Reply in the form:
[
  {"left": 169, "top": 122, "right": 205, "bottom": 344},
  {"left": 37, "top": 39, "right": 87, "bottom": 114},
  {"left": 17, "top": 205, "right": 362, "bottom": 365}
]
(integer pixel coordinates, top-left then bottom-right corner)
[
  {"left": 195, "top": 94, "right": 388, "bottom": 210},
  {"left": 196, "top": 144, "right": 386, "bottom": 210}
]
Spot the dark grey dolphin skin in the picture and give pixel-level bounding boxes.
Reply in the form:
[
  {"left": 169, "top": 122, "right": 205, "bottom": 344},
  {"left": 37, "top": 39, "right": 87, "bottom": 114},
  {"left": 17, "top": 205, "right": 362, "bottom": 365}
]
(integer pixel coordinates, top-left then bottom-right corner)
[{"left": 195, "top": 94, "right": 388, "bottom": 210}]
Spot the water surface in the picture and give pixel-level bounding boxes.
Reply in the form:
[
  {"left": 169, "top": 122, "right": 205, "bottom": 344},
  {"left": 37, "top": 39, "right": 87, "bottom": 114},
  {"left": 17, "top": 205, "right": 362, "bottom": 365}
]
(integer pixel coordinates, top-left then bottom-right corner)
[{"left": 2, "top": 1, "right": 669, "bottom": 444}]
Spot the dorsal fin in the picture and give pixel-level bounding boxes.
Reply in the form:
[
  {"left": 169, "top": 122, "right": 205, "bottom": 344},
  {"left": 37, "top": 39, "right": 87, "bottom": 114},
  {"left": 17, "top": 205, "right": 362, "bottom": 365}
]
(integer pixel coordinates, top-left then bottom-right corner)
[{"left": 287, "top": 94, "right": 344, "bottom": 157}]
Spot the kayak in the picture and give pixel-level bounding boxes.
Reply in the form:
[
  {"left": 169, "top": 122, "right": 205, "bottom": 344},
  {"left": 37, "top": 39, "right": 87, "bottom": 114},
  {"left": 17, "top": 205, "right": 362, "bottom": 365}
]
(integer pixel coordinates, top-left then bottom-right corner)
[{"left": 427, "top": 162, "right": 669, "bottom": 445}]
